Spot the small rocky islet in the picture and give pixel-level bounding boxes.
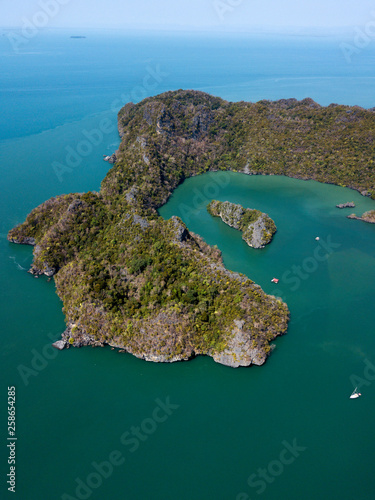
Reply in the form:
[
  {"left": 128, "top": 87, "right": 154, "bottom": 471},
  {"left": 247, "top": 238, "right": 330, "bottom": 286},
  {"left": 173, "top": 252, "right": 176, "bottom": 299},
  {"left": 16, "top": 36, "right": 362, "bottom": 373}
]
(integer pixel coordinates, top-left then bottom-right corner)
[
  {"left": 336, "top": 202, "right": 355, "bottom": 209},
  {"left": 335, "top": 203, "right": 375, "bottom": 223},
  {"left": 207, "top": 200, "right": 276, "bottom": 249},
  {"left": 335, "top": 201, "right": 375, "bottom": 223},
  {"left": 8, "top": 90, "right": 375, "bottom": 368}
]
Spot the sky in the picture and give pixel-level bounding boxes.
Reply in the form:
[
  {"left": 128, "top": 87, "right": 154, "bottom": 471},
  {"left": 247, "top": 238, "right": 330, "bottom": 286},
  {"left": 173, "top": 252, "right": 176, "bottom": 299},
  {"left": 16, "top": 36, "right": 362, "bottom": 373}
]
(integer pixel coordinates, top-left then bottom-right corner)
[{"left": 1, "top": 0, "right": 374, "bottom": 32}]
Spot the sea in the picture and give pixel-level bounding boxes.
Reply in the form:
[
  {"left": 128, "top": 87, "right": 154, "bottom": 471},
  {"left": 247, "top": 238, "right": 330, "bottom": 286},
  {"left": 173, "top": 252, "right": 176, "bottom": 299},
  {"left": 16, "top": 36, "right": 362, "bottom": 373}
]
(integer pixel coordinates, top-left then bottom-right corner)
[{"left": 1, "top": 28, "right": 375, "bottom": 500}]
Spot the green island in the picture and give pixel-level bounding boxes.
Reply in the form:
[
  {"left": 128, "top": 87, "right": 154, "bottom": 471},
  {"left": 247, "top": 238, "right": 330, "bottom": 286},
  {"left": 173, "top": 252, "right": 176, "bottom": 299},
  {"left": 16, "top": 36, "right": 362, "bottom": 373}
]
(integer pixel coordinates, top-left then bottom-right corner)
[
  {"left": 207, "top": 200, "right": 276, "bottom": 248},
  {"left": 7, "top": 90, "right": 375, "bottom": 367}
]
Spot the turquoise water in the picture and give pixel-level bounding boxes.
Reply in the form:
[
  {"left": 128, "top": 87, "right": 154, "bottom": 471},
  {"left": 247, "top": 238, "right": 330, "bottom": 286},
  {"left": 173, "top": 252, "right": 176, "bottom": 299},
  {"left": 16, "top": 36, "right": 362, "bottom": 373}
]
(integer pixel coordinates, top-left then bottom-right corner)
[
  {"left": 159, "top": 172, "right": 375, "bottom": 500},
  {"left": 1, "top": 30, "right": 375, "bottom": 499}
]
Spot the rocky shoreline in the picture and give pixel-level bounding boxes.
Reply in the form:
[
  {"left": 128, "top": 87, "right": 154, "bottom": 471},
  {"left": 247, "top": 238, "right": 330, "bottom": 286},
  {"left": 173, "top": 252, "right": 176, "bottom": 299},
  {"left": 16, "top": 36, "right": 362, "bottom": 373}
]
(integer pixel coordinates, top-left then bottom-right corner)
[
  {"left": 336, "top": 201, "right": 355, "bottom": 209},
  {"left": 207, "top": 200, "right": 276, "bottom": 249},
  {"left": 7, "top": 236, "right": 36, "bottom": 246},
  {"left": 52, "top": 315, "right": 272, "bottom": 367},
  {"left": 103, "top": 153, "right": 117, "bottom": 164},
  {"left": 347, "top": 210, "right": 375, "bottom": 224},
  {"left": 10, "top": 89, "right": 375, "bottom": 369}
]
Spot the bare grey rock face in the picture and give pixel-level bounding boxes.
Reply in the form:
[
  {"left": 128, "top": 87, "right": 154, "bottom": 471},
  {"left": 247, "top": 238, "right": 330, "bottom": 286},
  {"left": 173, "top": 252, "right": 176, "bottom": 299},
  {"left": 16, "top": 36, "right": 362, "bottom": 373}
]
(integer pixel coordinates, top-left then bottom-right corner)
[
  {"left": 207, "top": 200, "right": 276, "bottom": 249},
  {"left": 347, "top": 210, "right": 375, "bottom": 223},
  {"left": 336, "top": 202, "right": 355, "bottom": 209},
  {"left": 7, "top": 236, "right": 36, "bottom": 246},
  {"left": 242, "top": 216, "right": 273, "bottom": 249},
  {"left": 212, "top": 319, "right": 267, "bottom": 368},
  {"left": 170, "top": 216, "right": 188, "bottom": 243},
  {"left": 125, "top": 187, "right": 138, "bottom": 204},
  {"left": 52, "top": 340, "right": 67, "bottom": 350},
  {"left": 103, "top": 153, "right": 117, "bottom": 164}
]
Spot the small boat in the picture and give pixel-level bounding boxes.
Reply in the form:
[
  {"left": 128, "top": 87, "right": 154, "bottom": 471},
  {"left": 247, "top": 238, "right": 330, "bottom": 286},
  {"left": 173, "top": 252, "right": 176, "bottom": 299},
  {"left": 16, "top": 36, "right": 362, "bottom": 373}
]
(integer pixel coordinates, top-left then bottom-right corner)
[
  {"left": 349, "top": 387, "right": 361, "bottom": 399},
  {"left": 271, "top": 278, "right": 279, "bottom": 284},
  {"left": 315, "top": 237, "right": 320, "bottom": 241}
]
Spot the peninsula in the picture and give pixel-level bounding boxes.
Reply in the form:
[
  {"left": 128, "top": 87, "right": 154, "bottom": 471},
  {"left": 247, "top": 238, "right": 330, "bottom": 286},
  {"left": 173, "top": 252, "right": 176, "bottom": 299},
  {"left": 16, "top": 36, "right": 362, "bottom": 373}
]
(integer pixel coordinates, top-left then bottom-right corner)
[
  {"left": 8, "top": 90, "right": 375, "bottom": 367},
  {"left": 347, "top": 210, "right": 375, "bottom": 223}
]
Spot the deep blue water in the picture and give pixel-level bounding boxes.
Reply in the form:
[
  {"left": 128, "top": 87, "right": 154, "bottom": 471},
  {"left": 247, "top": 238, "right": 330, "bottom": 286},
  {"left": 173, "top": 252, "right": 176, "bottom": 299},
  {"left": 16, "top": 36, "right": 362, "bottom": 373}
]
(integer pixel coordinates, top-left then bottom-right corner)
[
  {"left": 1, "top": 29, "right": 375, "bottom": 141},
  {"left": 0, "top": 29, "right": 375, "bottom": 500}
]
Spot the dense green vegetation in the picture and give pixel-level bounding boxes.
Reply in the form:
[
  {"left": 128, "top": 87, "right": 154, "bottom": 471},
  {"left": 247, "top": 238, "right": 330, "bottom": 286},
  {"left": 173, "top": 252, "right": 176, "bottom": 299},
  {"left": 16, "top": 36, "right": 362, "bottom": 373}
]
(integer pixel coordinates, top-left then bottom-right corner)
[
  {"left": 207, "top": 200, "right": 277, "bottom": 248},
  {"left": 107, "top": 91, "right": 375, "bottom": 210},
  {"left": 9, "top": 89, "right": 375, "bottom": 365}
]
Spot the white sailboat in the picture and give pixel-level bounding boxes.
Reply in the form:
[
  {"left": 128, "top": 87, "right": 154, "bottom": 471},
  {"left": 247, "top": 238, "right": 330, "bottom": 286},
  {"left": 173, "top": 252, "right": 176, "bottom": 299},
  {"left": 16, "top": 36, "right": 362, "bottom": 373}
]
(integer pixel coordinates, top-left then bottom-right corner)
[{"left": 350, "top": 387, "right": 361, "bottom": 399}]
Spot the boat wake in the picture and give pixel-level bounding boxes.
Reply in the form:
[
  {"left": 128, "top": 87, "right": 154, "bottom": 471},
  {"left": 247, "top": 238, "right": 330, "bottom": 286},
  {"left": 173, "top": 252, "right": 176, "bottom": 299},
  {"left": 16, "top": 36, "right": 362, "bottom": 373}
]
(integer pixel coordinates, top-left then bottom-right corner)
[{"left": 9, "top": 256, "right": 27, "bottom": 271}]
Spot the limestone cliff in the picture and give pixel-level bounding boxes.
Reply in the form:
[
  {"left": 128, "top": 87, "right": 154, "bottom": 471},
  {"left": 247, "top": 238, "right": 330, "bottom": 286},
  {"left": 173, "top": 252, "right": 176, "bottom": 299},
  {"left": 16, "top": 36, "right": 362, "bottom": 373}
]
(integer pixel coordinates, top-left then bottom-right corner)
[
  {"left": 207, "top": 200, "right": 276, "bottom": 249},
  {"left": 10, "top": 89, "right": 375, "bottom": 367}
]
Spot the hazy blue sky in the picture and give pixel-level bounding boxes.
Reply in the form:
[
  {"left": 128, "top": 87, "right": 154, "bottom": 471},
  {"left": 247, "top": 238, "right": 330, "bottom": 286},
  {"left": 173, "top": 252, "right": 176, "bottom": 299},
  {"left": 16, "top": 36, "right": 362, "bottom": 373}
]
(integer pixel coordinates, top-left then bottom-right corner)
[{"left": 1, "top": 0, "right": 375, "bottom": 31}]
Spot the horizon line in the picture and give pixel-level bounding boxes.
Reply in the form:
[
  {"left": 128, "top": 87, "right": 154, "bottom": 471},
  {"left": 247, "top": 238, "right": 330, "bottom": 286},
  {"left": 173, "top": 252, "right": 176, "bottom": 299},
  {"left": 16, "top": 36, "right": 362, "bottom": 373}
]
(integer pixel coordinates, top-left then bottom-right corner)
[{"left": 0, "top": 24, "right": 361, "bottom": 33}]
